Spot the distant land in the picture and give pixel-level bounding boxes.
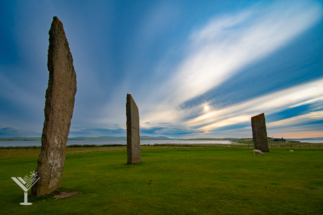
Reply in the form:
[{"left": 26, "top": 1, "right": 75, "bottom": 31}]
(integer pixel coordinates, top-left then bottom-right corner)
[
  {"left": 292, "top": 137, "right": 323, "bottom": 140},
  {"left": 0, "top": 136, "right": 243, "bottom": 141},
  {"left": 0, "top": 136, "right": 170, "bottom": 141},
  {"left": 68, "top": 136, "right": 171, "bottom": 140},
  {"left": 0, "top": 136, "right": 322, "bottom": 141}
]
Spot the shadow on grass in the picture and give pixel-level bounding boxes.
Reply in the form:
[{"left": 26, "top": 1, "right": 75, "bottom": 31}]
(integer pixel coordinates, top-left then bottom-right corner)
[{"left": 30, "top": 187, "right": 80, "bottom": 203}]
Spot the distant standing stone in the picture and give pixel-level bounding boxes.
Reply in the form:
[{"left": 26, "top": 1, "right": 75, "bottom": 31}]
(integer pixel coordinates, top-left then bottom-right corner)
[
  {"left": 32, "top": 16, "right": 77, "bottom": 197},
  {"left": 126, "top": 94, "right": 141, "bottom": 164},
  {"left": 251, "top": 113, "right": 269, "bottom": 152}
]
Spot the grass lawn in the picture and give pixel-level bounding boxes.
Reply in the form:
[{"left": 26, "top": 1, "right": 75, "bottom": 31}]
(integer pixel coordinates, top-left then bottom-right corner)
[{"left": 0, "top": 146, "right": 322, "bottom": 215}]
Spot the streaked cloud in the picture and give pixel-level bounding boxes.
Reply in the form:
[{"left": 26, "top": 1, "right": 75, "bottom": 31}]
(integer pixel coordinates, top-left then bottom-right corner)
[
  {"left": 1, "top": 0, "right": 322, "bottom": 138},
  {"left": 139, "top": 0, "right": 322, "bottom": 132},
  {"left": 267, "top": 111, "right": 323, "bottom": 128},
  {"left": 188, "top": 78, "right": 323, "bottom": 133}
]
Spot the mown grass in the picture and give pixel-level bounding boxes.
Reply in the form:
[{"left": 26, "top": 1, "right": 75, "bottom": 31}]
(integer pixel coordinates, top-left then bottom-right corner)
[{"left": 0, "top": 147, "right": 322, "bottom": 215}]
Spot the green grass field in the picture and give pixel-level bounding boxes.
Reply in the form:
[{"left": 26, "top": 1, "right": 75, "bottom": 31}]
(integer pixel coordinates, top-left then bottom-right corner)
[{"left": 0, "top": 146, "right": 322, "bottom": 215}]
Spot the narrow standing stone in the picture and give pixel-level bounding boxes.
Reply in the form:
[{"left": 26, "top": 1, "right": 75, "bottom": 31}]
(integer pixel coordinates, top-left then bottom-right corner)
[
  {"left": 126, "top": 94, "right": 141, "bottom": 164},
  {"left": 32, "top": 16, "right": 77, "bottom": 197},
  {"left": 251, "top": 113, "right": 269, "bottom": 152}
]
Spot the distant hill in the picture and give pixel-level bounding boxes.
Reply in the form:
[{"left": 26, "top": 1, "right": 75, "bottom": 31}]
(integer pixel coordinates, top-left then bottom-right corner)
[
  {"left": 68, "top": 136, "right": 126, "bottom": 141},
  {"left": 140, "top": 136, "right": 170, "bottom": 140},
  {"left": 0, "top": 137, "right": 41, "bottom": 141},
  {"left": 287, "top": 137, "right": 323, "bottom": 140},
  {"left": 188, "top": 138, "right": 239, "bottom": 140},
  {"left": 69, "top": 136, "right": 170, "bottom": 140},
  {"left": 0, "top": 135, "right": 171, "bottom": 141}
]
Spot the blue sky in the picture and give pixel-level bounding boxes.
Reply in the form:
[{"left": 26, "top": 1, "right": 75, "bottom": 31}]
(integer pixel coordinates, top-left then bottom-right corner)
[{"left": 1, "top": 0, "right": 323, "bottom": 139}]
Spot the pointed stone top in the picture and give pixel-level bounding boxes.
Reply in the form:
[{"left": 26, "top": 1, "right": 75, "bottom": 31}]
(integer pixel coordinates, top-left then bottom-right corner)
[
  {"left": 252, "top": 113, "right": 265, "bottom": 119},
  {"left": 48, "top": 16, "right": 67, "bottom": 45},
  {"left": 48, "top": 16, "right": 73, "bottom": 73},
  {"left": 52, "top": 16, "right": 63, "bottom": 28},
  {"left": 50, "top": 16, "right": 64, "bottom": 32},
  {"left": 127, "top": 94, "right": 138, "bottom": 107}
]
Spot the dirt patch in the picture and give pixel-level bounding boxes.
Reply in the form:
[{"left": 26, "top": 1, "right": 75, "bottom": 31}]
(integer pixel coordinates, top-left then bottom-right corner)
[{"left": 53, "top": 191, "right": 79, "bottom": 200}]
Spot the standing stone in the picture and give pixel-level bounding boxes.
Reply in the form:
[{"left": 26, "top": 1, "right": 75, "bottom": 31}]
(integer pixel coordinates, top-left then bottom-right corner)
[
  {"left": 126, "top": 94, "right": 141, "bottom": 164},
  {"left": 32, "top": 16, "right": 77, "bottom": 197},
  {"left": 251, "top": 113, "right": 269, "bottom": 152}
]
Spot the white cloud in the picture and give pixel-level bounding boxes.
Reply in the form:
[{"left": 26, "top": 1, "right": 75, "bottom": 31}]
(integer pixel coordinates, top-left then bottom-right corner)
[
  {"left": 170, "top": 0, "right": 321, "bottom": 101},
  {"left": 188, "top": 78, "right": 323, "bottom": 132},
  {"left": 139, "top": 0, "right": 322, "bottom": 127},
  {"left": 94, "top": 0, "right": 323, "bottom": 137},
  {"left": 267, "top": 111, "right": 323, "bottom": 128}
]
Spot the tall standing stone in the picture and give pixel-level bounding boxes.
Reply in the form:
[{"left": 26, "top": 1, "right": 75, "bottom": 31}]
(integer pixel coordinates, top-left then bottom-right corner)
[
  {"left": 126, "top": 94, "right": 141, "bottom": 164},
  {"left": 32, "top": 16, "right": 77, "bottom": 197},
  {"left": 251, "top": 113, "right": 269, "bottom": 152}
]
